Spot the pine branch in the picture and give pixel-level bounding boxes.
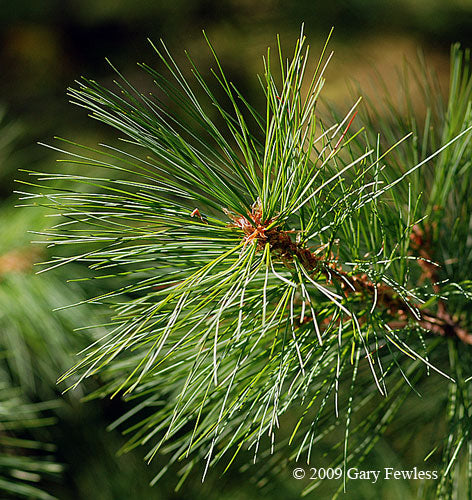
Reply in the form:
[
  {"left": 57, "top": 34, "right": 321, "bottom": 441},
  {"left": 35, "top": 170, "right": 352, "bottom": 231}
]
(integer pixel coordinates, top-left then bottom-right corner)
[
  {"left": 225, "top": 197, "right": 471, "bottom": 344},
  {"left": 19, "top": 28, "right": 472, "bottom": 494}
]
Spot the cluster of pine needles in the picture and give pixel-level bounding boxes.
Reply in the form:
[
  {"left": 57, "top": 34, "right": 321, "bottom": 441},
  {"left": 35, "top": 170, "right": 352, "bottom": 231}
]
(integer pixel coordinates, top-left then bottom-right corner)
[{"left": 16, "top": 27, "right": 472, "bottom": 497}]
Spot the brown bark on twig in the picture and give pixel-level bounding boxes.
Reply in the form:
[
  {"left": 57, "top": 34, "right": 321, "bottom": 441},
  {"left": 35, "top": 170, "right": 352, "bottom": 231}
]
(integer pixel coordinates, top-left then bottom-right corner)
[{"left": 225, "top": 199, "right": 471, "bottom": 344}]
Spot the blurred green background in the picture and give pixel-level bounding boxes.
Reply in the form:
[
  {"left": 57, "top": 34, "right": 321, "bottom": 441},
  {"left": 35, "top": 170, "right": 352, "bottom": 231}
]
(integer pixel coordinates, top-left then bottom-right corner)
[{"left": 1, "top": 1, "right": 471, "bottom": 498}]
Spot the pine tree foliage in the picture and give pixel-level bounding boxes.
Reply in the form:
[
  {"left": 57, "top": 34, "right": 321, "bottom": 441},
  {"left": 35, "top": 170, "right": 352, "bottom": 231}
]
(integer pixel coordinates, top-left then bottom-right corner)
[
  {"left": 19, "top": 29, "right": 472, "bottom": 496},
  {"left": 0, "top": 380, "right": 62, "bottom": 500},
  {"left": 1, "top": 191, "right": 157, "bottom": 500},
  {"left": 354, "top": 44, "right": 472, "bottom": 499},
  {"left": 0, "top": 121, "right": 64, "bottom": 500},
  {"left": 0, "top": 204, "right": 110, "bottom": 398},
  {"left": 0, "top": 123, "right": 125, "bottom": 498}
]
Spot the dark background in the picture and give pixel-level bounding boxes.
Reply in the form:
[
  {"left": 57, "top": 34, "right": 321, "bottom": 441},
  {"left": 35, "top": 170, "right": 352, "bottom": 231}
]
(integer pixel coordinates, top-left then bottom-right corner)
[{"left": 2, "top": 0, "right": 472, "bottom": 200}]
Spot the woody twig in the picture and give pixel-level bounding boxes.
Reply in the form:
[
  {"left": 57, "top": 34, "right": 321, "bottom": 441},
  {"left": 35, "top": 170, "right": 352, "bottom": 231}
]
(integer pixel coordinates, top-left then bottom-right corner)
[{"left": 226, "top": 200, "right": 471, "bottom": 344}]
